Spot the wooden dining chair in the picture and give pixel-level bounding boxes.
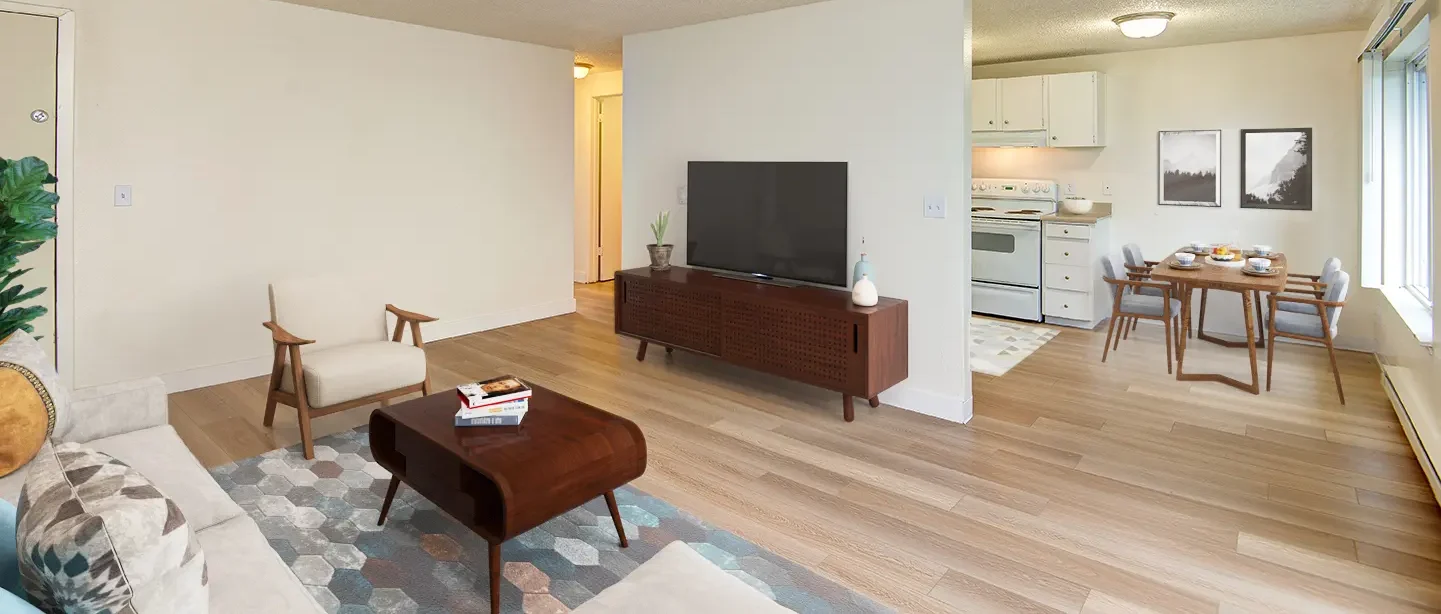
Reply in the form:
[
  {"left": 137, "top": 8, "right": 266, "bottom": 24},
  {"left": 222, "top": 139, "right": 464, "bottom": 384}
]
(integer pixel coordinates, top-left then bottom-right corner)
[
  {"left": 1265, "top": 269, "right": 1350, "bottom": 404},
  {"left": 263, "top": 278, "right": 437, "bottom": 459},
  {"left": 1122, "top": 243, "right": 1185, "bottom": 339},
  {"left": 1101, "top": 254, "right": 1181, "bottom": 372}
]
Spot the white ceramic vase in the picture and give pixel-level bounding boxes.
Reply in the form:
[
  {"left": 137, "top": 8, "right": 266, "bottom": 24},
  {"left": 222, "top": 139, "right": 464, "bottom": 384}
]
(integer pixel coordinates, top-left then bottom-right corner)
[{"left": 852, "top": 274, "right": 879, "bottom": 307}]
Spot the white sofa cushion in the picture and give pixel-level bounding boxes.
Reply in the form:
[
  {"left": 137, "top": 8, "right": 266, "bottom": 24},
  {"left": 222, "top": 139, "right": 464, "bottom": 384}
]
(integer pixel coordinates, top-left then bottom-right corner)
[
  {"left": 197, "top": 516, "right": 321, "bottom": 613},
  {"left": 574, "top": 542, "right": 790, "bottom": 613},
  {"left": 281, "top": 341, "right": 426, "bottom": 408},
  {"left": 88, "top": 426, "right": 244, "bottom": 532}
]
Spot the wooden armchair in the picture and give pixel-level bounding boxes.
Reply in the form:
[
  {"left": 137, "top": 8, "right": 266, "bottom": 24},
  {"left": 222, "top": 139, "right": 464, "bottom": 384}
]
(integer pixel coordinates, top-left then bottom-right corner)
[
  {"left": 1266, "top": 269, "right": 1350, "bottom": 404},
  {"left": 262, "top": 280, "right": 437, "bottom": 459},
  {"left": 1121, "top": 243, "right": 1181, "bottom": 338},
  {"left": 1101, "top": 254, "right": 1181, "bottom": 372}
]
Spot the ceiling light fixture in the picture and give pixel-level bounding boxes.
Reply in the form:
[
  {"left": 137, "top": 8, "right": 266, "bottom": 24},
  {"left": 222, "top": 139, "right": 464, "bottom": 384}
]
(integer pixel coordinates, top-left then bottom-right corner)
[
  {"left": 1112, "top": 12, "right": 1174, "bottom": 39},
  {"left": 574, "top": 63, "right": 593, "bottom": 79}
]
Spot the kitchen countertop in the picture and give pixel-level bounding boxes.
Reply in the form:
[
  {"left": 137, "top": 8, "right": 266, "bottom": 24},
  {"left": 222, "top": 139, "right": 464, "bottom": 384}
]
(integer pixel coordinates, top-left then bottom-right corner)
[{"left": 1041, "top": 202, "right": 1112, "bottom": 224}]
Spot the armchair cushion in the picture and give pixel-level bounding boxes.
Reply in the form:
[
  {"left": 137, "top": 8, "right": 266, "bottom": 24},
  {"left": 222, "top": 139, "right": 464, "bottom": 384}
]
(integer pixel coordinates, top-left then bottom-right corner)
[
  {"left": 281, "top": 341, "right": 426, "bottom": 408},
  {"left": 1120, "top": 295, "right": 1181, "bottom": 317},
  {"left": 1273, "top": 311, "right": 1328, "bottom": 338},
  {"left": 268, "top": 278, "right": 386, "bottom": 353}
]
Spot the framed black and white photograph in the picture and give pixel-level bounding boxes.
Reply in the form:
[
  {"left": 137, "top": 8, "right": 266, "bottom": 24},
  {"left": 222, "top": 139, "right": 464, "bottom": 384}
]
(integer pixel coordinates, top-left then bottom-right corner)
[
  {"left": 1158, "top": 130, "right": 1222, "bottom": 207},
  {"left": 1241, "top": 128, "right": 1312, "bottom": 210}
]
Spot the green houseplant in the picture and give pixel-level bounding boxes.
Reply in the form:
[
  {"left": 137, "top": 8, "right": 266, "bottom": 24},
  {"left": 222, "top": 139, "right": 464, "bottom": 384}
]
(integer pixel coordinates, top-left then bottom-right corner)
[
  {"left": 647, "top": 210, "right": 673, "bottom": 270},
  {"left": 0, "top": 157, "right": 59, "bottom": 341}
]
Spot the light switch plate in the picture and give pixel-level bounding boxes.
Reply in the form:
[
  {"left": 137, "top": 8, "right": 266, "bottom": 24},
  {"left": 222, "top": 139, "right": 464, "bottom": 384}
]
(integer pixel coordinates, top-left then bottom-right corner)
[
  {"left": 1102, "top": 182, "right": 1114, "bottom": 196},
  {"left": 114, "top": 185, "right": 132, "bottom": 207},
  {"left": 677, "top": 185, "right": 688, "bottom": 206},
  {"left": 1065, "top": 183, "right": 1077, "bottom": 196},
  {"left": 923, "top": 194, "right": 946, "bottom": 219}
]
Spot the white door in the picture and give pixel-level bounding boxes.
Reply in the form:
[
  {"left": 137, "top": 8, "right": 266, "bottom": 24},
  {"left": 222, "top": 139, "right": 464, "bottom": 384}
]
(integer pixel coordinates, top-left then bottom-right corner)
[
  {"left": 0, "top": 11, "right": 59, "bottom": 360},
  {"left": 1046, "top": 72, "right": 1098, "bottom": 147},
  {"left": 597, "top": 96, "right": 623, "bottom": 282},
  {"left": 972, "top": 79, "right": 999, "bottom": 131},
  {"left": 1000, "top": 76, "right": 1046, "bottom": 132}
]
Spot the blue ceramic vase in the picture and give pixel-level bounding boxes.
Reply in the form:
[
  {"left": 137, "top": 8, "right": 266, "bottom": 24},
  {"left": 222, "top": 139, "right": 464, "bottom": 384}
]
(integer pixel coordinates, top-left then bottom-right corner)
[{"left": 852, "top": 253, "right": 874, "bottom": 286}]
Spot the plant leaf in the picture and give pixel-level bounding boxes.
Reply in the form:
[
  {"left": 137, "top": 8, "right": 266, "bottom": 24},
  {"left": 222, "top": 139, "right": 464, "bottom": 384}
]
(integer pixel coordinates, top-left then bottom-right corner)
[
  {"left": 4, "top": 221, "right": 57, "bottom": 242},
  {"left": 0, "top": 157, "right": 53, "bottom": 202}
]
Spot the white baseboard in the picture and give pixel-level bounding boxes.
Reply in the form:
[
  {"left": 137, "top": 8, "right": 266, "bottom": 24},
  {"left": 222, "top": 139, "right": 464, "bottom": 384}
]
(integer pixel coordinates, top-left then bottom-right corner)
[
  {"left": 880, "top": 384, "right": 973, "bottom": 424},
  {"left": 160, "top": 298, "right": 578, "bottom": 393}
]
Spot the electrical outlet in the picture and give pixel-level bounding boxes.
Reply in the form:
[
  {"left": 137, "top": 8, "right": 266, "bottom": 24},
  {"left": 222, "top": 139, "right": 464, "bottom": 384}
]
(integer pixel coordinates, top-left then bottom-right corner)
[
  {"left": 1102, "top": 182, "right": 1114, "bottom": 196},
  {"left": 924, "top": 194, "right": 947, "bottom": 219},
  {"left": 114, "top": 185, "right": 132, "bottom": 207}
]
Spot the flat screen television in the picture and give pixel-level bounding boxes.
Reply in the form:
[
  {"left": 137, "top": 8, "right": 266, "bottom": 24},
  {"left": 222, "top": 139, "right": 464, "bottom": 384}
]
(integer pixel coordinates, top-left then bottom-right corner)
[{"left": 686, "top": 161, "right": 848, "bottom": 287}]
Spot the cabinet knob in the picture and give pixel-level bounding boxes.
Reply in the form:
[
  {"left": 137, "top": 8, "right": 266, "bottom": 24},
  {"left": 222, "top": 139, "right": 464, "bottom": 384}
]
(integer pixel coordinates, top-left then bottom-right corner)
[
  {"left": 1064, "top": 276, "right": 1071, "bottom": 281},
  {"left": 1004, "top": 120, "right": 1010, "bottom": 125},
  {"left": 1064, "top": 304, "right": 1070, "bottom": 309},
  {"left": 989, "top": 120, "right": 994, "bottom": 125},
  {"left": 1052, "top": 136, "right": 1058, "bottom": 141},
  {"left": 1065, "top": 252, "right": 1071, "bottom": 257},
  {"left": 1063, "top": 229, "right": 1069, "bottom": 234}
]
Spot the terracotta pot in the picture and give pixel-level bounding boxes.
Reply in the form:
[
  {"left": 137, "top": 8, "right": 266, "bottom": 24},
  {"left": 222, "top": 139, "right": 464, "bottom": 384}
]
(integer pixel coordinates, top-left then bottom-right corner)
[{"left": 647, "top": 244, "right": 673, "bottom": 270}]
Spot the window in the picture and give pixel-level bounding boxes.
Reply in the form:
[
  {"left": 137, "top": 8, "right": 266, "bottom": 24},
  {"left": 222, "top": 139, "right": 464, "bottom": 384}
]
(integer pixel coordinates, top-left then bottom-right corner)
[{"left": 1404, "top": 50, "right": 1431, "bottom": 304}]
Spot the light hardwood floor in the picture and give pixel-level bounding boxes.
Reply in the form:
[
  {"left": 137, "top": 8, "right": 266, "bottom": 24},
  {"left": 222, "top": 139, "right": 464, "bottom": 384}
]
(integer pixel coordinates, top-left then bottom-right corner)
[{"left": 172, "top": 283, "right": 1441, "bottom": 613}]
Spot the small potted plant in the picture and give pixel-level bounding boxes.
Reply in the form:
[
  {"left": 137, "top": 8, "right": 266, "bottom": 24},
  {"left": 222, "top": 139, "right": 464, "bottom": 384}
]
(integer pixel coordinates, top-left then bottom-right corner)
[{"left": 647, "top": 211, "right": 673, "bottom": 270}]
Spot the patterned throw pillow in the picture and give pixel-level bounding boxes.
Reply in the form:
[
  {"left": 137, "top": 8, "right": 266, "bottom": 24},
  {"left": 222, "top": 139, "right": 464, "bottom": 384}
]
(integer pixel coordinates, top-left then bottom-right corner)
[{"left": 16, "top": 442, "right": 207, "bottom": 613}]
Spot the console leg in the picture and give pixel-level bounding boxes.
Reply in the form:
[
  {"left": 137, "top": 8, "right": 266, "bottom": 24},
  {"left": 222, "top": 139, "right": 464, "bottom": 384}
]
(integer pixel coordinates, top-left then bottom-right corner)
[
  {"left": 636, "top": 341, "right": 648, "bottom": 362},
  {"left": 377, "top": 476, "right": 401, "bottom": 526},
  {"left": 604, "top": 491, "right": 629, "bottom": 548},
  {"left": 868, "top": 396, "right": 880, "bottom": 408},
  {"left": 843, "top": 395, "right": 854, "bottom": 422},
  {"left": 488, "top": 541, "right": 501, "bottom": 614},
  {"left": 665, "top": 347, "right": 674, "bottom": 355}
]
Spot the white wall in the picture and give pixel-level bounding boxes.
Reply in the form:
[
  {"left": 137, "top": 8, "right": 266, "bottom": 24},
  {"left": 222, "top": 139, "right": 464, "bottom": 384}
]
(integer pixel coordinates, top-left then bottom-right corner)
[
  {"left": 622, "top": 0, "right": 974, "bottom": 422},
  {"left": 29, "top": 0, "right": 575, "bottom": 389},
  {"left": 574, "top": 70, "right": 623, "bottom": 282},
  {"left": 975, "top": 31, "right": 1377, "bottom": 350}
]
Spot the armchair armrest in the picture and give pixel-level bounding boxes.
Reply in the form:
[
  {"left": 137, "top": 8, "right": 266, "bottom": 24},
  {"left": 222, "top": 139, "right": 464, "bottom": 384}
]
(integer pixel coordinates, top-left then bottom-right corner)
[
  {"left": 1104, "top": 277, "right": 1172, "bottom": 292},
  {"left": 1123, "top": 264, "right": 1153, "bottom": 272},
  {"left": 1269, "top": 294, "right": 1345, "bottom": 308},
  {"left": 1285, "top": 280, "right": 1325, "bottom": 288},
  {"left": 59, "top": 377, "right": 169, "bottom": 444},
  {"left": 1286, "top": 273, "right": 1321, "bottom": 281},
  {"left": 386, "top": 304, "right": 438, "bottom": 323},
  {"left": 1144, "top": 260, "right": 1162, "bottom": 267},
  {"left": 264, "top": 321, "right": 314, "bottom": 346}
]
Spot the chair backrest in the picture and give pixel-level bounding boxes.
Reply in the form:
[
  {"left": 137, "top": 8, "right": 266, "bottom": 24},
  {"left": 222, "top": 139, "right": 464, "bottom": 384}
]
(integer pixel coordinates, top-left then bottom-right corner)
[
  {"left": 1319, "top": 257, "right": 1343, "bottom": 286},
  {"left": 1122, "top": 244, "right": 1146, "bottom": 268},
  {"left": 269, "top": 277, "right": 386, "bottom": 352},
  {"left": 1323, "top": 270, "right": 1350, "bottom": 334},
  {"left": 1101, "top": 253, "right": 1124, "bottom": 300}
]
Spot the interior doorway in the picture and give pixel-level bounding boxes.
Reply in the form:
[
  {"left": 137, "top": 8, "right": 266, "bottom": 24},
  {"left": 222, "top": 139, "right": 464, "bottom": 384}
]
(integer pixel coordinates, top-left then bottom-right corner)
[
  {"left": 0, "top": 9, "right": 59, "bottom": 361},
  {"left": 594, "top": 95, "right": 622, "bottom": 282}
]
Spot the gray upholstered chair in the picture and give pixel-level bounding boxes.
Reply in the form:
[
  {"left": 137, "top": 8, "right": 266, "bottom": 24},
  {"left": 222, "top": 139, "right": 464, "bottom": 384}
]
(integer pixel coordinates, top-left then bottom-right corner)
[
  {"left": 1101, "top": 253, "right": 1181, "bottom": 372},
  {"left": 1266, "top": 269, "right": 1350, "bottom": 404},
  {"left": 1274, "top": 257, "right": 1343, "bottom": 315},
  {"left": 1121, "top": 243, "right": 1165, "bottom": 297},
  {"left": 262, "top": 278, "right": 436, "bottom": 459}
]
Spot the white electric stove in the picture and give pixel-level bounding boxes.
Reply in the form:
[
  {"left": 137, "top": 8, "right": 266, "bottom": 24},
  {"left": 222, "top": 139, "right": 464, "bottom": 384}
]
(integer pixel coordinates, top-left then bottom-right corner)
[{"left": 971, "top": 178, "right": 1059, "bottom": 322}]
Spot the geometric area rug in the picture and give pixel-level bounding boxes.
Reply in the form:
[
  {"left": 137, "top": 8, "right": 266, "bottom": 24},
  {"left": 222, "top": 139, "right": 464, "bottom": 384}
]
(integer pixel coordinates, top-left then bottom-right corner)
[
  {"left": 210, "top": 425, "right": 891, "bottom": 614},
  {"left": 970, "top": 315, "right": 1060, "bottom": 377}
]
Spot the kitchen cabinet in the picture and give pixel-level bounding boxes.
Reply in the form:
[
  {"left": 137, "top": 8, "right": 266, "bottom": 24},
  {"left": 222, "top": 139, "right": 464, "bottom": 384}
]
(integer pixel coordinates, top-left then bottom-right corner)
[
  {"left": 1042, "top": 218, "right": 1112, "bottom": 329},
  {"left": 1045, "top": 72, "right": 1105, "bottom": 147},
  {"left": 999, "top": 76, "right": 1046, "bottom": 131},
  {"left": 972, "top": 79, "right": 1000, "bottom": 131}
]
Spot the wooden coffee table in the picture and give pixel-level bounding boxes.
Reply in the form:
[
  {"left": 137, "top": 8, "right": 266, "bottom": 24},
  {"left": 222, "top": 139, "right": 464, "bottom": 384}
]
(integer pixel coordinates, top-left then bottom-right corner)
[{"left": 368, "top": 384, "right": 647, "bottom": 614}]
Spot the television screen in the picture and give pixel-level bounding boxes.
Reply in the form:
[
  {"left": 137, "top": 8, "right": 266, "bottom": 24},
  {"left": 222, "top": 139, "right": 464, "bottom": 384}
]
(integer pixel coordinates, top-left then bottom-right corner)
[{"left": 686, "top": 162, "right": 848, "bottom": 287}]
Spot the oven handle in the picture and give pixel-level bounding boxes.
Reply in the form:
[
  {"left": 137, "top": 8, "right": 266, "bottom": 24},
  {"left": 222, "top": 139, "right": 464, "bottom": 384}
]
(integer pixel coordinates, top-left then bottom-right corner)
[{"left": 973, "top": 220, "right": 1041, "bottom": 233}]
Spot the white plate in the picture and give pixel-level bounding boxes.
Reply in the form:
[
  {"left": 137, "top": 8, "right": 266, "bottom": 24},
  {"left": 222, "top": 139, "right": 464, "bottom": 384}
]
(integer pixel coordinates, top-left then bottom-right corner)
[{"left": 1206, "top": 256, "right": 1244, "bottom": 267}]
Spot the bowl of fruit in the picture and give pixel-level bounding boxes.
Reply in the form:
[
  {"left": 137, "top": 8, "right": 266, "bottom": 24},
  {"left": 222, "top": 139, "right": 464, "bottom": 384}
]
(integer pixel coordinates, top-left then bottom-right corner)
[{"left": 1210, "top": 245, "right": 1239, "bottom": 263}]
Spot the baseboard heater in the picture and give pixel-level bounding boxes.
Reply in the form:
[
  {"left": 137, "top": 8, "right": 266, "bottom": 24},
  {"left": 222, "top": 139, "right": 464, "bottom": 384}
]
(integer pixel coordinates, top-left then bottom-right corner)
[{"left": 1381, "top": 365, "right": 1441, "bottom": 507}]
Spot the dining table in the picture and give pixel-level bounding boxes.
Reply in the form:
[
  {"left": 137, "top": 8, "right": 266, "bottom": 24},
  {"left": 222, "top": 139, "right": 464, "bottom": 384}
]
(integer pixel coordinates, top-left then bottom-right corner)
[{"left": 1148, "top": 248, "right": 1289, "bottom": 394}]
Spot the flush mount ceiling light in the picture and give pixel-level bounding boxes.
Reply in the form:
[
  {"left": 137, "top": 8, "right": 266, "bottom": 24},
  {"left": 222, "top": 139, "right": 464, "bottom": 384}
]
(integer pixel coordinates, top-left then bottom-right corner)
[
  {"left": 1113, "top": 12, "right": 1174, "bottom": 39},
  {"left": 574, "top": 63, "right": 593, "bottom": 79}
]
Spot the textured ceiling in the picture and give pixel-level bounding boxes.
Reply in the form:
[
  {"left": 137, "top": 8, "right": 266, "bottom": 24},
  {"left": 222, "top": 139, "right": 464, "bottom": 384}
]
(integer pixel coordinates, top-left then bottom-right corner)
[
  {"left": 975, "top": 0, "right": 1379, "bottom": 65},
  {"left": 275, "top": 0, "right": 1380, "bottom": 72}
]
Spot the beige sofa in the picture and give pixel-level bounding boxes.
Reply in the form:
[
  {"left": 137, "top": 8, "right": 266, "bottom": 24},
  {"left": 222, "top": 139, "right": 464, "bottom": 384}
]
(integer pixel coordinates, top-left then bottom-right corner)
[{"left": 0, "top": 377, "right": 321, "bottom": 613}]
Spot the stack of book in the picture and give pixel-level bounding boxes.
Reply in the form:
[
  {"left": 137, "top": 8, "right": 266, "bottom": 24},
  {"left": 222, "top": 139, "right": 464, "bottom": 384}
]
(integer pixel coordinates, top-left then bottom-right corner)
[{"left": 455, "top": 376, "right": 532, "bottom": 427}]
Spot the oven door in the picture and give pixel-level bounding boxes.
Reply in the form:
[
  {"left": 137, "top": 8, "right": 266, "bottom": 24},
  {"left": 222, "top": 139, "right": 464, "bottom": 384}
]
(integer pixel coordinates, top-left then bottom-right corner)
[{"left": 972, "top": 218, "right": 1042, "bottom": 288}]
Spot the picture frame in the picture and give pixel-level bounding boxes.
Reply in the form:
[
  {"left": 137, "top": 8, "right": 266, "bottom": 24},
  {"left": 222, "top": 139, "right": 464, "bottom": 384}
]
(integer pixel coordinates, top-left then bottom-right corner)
[
  {"left": 1158, "top": 130, "right": 1222, "bottom": 207},
  {"left": 1241, "top": 128, "right": 1313, "bottom": 211}
]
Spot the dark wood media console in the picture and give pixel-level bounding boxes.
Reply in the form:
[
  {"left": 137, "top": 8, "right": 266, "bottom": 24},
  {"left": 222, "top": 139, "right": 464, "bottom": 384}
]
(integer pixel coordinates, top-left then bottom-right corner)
[{"left": 614, "top": 266, "right": 908, "bottom": 422}]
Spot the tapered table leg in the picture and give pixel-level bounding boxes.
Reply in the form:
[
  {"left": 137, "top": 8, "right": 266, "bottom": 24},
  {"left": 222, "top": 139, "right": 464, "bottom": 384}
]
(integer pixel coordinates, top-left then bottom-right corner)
[
  {"left": 636, "top": 340, "right": 648, "bottom": 361},
  {"left": 843, "top": 395, "right": 854, "bottom": 422},
  {"left": 377, "top": 476, "right": 401, "bottom": 526},
  {"left": 604, "top": 491, "right": 629, "bottom": 547},
  {"left": 868, "top": 396, "right": 880, "bottom": 408},
  {"left": 489, "top": 541, "right": 501, "bottom": 614}
]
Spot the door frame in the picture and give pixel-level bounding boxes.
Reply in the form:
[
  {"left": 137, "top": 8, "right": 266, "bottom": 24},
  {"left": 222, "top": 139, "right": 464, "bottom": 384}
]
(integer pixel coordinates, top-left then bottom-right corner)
[
  {"left": 1, "top": 2, "right": 75, "bottom": 382},
  {"left": 590, "top": 94, "right": 622, "bottom": 282}
]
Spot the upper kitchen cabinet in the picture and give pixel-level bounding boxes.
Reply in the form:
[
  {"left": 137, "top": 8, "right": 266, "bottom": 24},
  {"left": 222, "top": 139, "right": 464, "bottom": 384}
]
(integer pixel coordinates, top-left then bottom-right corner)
[
  {"left": 973, "top": 79, "right": 1000, "bottom": 131},
  {"left": 971, "top": 71, "right": 1105, "bottom": 148},
  {"left": 1045, "top": 72, "right": 1105, "bottom": 147},
  {"left": 999, "top": 76, "right": 1046, "bottom": 131}
]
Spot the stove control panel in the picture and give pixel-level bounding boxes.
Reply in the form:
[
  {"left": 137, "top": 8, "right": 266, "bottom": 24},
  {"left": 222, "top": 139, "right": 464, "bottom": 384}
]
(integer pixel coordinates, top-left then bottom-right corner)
[{"left": 972, "top": 178, "right": 1059, "bottom": 201}]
